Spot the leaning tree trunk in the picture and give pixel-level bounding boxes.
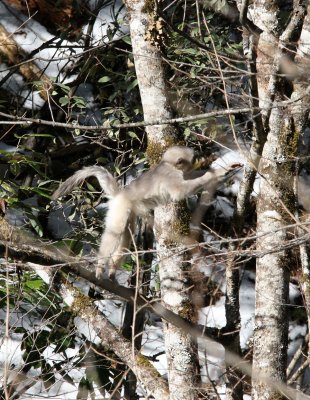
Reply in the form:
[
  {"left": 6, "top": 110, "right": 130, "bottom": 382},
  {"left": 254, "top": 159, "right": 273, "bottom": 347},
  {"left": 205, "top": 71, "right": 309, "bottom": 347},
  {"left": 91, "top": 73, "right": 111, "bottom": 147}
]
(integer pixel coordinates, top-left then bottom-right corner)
[
  {"left": 123, "top": 0, "right": 199, "bottom": 398},
  {"left": 248, "top": 1, "right": 308, "bottom": 399}
]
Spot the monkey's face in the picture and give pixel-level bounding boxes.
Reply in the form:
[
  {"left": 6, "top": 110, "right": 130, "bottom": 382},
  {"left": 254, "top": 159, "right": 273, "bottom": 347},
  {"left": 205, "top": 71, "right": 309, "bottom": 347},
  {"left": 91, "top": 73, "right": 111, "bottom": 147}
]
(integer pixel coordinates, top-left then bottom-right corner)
[
  {"left": 175, "top": 157, "right": 194, "bottom": 172},
  {"left": 162, "top": 146, "right": 195, "bottom": 172}
]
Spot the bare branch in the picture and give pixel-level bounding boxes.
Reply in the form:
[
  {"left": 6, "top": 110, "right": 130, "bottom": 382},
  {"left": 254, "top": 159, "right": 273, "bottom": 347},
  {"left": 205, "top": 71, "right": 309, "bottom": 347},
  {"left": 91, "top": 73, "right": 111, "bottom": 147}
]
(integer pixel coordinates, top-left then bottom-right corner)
[{"left": 0, "top": 108, "right": 256, "bottom": 131}]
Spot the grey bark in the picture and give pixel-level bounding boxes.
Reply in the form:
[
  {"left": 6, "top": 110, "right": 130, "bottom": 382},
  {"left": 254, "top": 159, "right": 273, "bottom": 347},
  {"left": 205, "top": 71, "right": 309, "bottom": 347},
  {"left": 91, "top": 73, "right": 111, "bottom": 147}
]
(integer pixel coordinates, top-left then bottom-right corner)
[
  {"left": 123, "top": 0, "right": 199, "bottom": 398},
  {"left": 293, "top": 4, "right": 310, "bottom": 363},
  {"left": 250, "top": 1, "right": 308, "bottom": 399},
  {"left": 225, "top": 252, "right": 243, "bottom": 400}
]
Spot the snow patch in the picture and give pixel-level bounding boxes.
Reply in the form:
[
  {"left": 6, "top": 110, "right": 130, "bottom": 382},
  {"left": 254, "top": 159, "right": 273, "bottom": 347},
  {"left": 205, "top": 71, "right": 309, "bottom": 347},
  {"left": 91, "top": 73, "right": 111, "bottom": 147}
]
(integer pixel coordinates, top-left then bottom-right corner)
[{"left": 64, "top": 292, "right": 76, "bottom": 307}]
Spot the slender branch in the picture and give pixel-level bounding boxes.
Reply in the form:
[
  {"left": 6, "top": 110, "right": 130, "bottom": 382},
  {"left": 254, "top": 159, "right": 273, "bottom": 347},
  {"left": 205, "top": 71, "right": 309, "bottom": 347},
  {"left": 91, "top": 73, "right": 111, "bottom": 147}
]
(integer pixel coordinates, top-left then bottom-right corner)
[
  {"left": 0, "top": 24, "right": 51, "bottom": 101},
  {"left": 287, "top": 359, "right": 310, "bottom": 386},
  {"left": 287, "top": 334, "right": 309, "bottom": 378},
  {"left": 0, "top": 108, "right": 256, "bottom": 131}
]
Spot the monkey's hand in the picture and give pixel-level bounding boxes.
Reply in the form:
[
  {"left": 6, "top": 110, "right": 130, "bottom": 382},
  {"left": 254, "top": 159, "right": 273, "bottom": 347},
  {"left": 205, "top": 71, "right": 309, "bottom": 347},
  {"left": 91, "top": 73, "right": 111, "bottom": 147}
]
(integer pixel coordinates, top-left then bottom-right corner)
[
  {"left": 211, "top": 162, "right": 243, "bottom": 182},
  {"left": 198, "top": 163, "right": 243, "bottom": 197}
]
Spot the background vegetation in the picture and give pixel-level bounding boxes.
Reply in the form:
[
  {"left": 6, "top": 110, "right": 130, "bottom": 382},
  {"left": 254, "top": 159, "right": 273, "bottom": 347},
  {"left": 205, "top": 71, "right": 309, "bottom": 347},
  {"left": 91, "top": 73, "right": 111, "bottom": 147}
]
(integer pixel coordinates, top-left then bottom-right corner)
[{"left": 0, "top": 0, "right": 309, "bottom": 399}]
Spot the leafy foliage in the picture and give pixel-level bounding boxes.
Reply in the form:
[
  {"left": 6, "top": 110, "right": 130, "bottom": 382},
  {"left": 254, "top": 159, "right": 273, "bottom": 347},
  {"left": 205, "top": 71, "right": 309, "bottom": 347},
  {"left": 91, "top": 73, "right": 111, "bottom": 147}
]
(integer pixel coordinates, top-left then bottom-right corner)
[{"left": 0, "top": 0, "right": 308, "bottom": 397}]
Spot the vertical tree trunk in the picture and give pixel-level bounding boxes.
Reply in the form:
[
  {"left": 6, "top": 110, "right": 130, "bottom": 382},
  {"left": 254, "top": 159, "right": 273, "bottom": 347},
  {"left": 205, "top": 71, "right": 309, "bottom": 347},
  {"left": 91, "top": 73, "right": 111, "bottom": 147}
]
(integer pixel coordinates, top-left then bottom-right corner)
[
  {"left": 225, "top": 254, "right": 243, "bottom": 400},
  {"left": 123, "top": 0, "right": 175, "bottom": 145},
  {"left": 123, "top": 0, "right": 199, "bottom": 398},
  {"left": 293, "top": 4, "right": 310, "bottom": 360},
  {"left": 252, "top": 107, "right": 292, "bottom": 399},
  {"left": 224, "top": 21, "right": 266, "bottom": 400},
  {"left": 249, "top": 1, "right": 308, "bottom": 398}
]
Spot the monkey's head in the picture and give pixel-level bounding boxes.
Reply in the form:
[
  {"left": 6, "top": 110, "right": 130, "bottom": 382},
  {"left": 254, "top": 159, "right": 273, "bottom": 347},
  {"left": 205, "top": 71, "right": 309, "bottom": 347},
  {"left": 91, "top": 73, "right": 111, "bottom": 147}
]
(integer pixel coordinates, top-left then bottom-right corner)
[{"left": 162, "top": 146, "right": 195, "bottom": 172}]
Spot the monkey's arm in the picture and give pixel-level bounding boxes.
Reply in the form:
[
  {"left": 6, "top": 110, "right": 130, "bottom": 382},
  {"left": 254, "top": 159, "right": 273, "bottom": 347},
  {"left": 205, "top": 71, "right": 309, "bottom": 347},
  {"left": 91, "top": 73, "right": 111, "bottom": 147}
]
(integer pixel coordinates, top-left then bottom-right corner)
[
  {"left": 52, "top": 166, "right": 120, "bottom": 200},
  {"left": 190, "top": 165, "right": 242, "bottom": 240},
  {"left": 167, "top": 167, "right": 230, "bottom": 201}
]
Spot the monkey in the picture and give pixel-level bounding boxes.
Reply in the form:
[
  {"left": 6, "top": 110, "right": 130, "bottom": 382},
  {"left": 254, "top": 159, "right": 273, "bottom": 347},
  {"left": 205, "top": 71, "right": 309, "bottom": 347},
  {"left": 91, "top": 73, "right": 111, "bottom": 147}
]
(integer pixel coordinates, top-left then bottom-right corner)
[{"left": 52, "top": 146, "right": 236, "bottom": 280}]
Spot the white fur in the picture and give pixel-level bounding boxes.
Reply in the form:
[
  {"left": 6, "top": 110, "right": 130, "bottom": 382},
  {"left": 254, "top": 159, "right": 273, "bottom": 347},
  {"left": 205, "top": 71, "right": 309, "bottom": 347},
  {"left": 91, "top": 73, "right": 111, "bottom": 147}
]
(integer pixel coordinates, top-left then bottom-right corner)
[{"left": 53, "top": 147, "right": 230, "bottom": 279}]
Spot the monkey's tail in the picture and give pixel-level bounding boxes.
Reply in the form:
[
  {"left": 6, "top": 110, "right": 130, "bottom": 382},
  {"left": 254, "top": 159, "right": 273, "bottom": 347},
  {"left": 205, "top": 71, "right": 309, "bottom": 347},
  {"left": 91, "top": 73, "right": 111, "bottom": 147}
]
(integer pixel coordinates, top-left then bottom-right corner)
[{"left": 51, "top": 166, "right": 120, "bottom": 200}]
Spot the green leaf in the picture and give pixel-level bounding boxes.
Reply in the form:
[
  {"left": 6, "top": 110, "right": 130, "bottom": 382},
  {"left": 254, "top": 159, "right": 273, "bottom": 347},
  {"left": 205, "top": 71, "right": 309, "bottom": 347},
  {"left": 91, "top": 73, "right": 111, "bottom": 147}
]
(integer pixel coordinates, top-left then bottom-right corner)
[
  {"left": 128, "top": 131, "right": 138, "bottom": 139},
  {"left": 25, "top": 279, "right": 44, "bottom": 290},
  {"left": 73, "top": 96, "right": 86, "bottom": 108},
  {"left": 126, "top": 79, "right": 138, "bottom": 92},
  {"left": 184, "top": 127, "right": 191, "bottom": 137},
  {"left": 59, "top": 96, "right": 70, "bottom": 106},
  {"left": 9, "top": 162, "right": 22, "bottom": 176},
  {"left": 0, "top": 182, "right": 17, "bottom": 194},
  {"left": 181, "top": 48, "right": 197, "bottom": 55},
  {"left": 28, "top": 216, "right": 44, "bottom": 237},
  {"left": 55, "top": 83, "right": 71, "bottom": 94},
  {"left": 98, "top": 76, "right": 111, "bottom": 83},
  {"left": 122, "top": 35, "right": 131, "bottom": 45},
  {"left": 31, "top": 187, "right": 52, "bottom": 199}
]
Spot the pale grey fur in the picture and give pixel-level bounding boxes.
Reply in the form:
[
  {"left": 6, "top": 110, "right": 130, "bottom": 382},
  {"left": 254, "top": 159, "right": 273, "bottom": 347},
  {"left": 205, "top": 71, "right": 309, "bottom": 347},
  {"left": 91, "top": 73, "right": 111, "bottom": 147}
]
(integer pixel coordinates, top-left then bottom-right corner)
[
  {"left": 52, "top": 146, "right": 231, "bottom": 280},
  {"left": 51, "top": 166, "right": 119, "bottom": 200}
]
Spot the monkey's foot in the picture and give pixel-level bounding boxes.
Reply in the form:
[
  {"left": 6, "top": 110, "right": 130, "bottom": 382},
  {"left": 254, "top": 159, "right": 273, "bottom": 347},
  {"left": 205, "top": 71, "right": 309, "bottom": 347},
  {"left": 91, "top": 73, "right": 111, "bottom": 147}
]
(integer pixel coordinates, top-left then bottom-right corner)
[
  {"left": 95, "top": 266, "right": 105, "bottom": 280},
  {"left": 108, "top": 270, "right": 116, "bottom": 281}
]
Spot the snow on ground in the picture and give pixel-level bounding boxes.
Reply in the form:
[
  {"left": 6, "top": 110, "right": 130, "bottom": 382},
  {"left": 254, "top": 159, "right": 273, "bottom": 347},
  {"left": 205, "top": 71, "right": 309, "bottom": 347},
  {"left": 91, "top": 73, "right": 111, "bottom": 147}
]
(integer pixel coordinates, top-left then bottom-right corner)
[
  {"left": 0, "top": 5, "right": 309, "bottom": 386},
  {"left": 239, "top": 270, "right": 255, "bottom": 349},
  {"left": 86, "top": 0, "right": 127, "bottom": 44},
  {"left": 141, "top": 323, "right": 167, "bottom": 377},
  {"left": 0, "top": 0, "right": 127, "bottom": 110},
  {"left": 0, "top": 333, "right": 24, "bottom": 368}
]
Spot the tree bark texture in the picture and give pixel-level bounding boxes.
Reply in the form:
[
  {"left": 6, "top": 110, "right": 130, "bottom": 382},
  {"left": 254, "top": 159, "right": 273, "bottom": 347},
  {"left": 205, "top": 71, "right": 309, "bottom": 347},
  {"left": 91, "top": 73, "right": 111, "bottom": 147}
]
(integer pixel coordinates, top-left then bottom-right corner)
[
  {"left": 293, "top": 4, "right": 310, "bottom": 359},
  {"left": 124, "top": 0, "right": 175, "bottom": 145},
  {"left": 123, "top": 1, "right": 199, "bottom": 398},
  {"left": 225, "top": 253, "right": 243, "bottom": 400},
  {"left": 249, "top": 1, "right": 308, "bottom": 399},
  {"left": 154, "top": 202, "right": 199, "bottom": 399}
]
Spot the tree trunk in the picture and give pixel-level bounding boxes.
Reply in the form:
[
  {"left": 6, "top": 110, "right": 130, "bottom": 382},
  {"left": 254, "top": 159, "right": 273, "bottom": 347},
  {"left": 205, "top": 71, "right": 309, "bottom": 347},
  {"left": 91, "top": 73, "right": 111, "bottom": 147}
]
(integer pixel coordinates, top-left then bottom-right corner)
[
  {"left": 249, "top": 1, "right": 308, "bottom": 398},
  {"left": 252, "top": 112, "right": 291, "bottom": 399},
  {"left": 225, "top": 253, "right": 243, "bottom": 400},
  {"left": 123, "top": 0, "right": 199, "bottom": 398},
  {"left": 293, "top": 3, "right": 310, "bottom": 363}
]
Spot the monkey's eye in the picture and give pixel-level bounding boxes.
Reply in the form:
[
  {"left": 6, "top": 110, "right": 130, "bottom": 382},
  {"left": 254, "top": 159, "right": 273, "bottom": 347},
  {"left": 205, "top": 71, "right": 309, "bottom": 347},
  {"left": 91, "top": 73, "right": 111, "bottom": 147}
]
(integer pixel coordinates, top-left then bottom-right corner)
[
  {"left": 176, "top": 158, "right": 185, "bottom": 167},
  {"left": 176, "top": 158, "right": 191, "bottom": 171}
]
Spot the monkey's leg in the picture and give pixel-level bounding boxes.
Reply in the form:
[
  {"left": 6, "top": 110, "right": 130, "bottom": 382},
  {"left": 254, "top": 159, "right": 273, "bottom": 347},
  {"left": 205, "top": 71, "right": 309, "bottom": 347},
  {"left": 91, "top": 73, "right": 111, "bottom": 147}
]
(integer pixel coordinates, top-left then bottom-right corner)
[
  {"left": 96, "top": 194, "right": 132, "bottom": 280},
  {"left": 106, "top": 212, "right": 136, "bottom": 280},
  {"left": 96, "top": 230, "right": 121, "bottom": 279}
]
